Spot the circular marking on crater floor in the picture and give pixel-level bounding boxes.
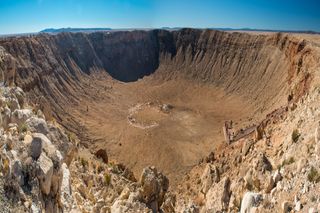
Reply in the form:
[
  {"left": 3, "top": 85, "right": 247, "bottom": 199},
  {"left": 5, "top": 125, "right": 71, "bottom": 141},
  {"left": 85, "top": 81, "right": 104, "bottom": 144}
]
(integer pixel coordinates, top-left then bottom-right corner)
[{"left": 127, "top": 102, "right": 172, "bottom": 129}]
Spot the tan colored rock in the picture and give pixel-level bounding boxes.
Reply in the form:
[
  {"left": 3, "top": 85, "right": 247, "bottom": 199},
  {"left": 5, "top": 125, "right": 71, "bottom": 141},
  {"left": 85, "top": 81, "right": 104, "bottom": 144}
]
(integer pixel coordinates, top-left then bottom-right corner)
[
  {"left": 265, "top": 175, "right": 275, "bottom": 193},
  {"left": 242, "top": 139, "right": 254, "bottom": 156},
  {"left": 24, "top": 133, "right": 33, "bottom": 146},
  {"left": 111, "top": 199, "right": 151, "bottom": 213},
  {"left": 37, "top": 152, "right": 53, "bottom": 195},
  {"left": 37, "top": 109, "right": 45, "bottom": 120},
  {"left": 297, "top": 158, "right": 308, "bottom": 173},
  {"left": 31, "top": 133, "right": 58, "bottom": 160},
  {"left": 253, "top": 152, "right": 272, "bottom": 173},
  {"left": 201, "top": 164, "right": 220, "bottom": 194},
  {"left": 205, "top": 177, "right": 231, "bottom": 211},
  {"left": 26, "top": 117, "right": 49, "bottom": 135},
  {"left": 140, "top": 166, "right": 169, "bottom": 212}
]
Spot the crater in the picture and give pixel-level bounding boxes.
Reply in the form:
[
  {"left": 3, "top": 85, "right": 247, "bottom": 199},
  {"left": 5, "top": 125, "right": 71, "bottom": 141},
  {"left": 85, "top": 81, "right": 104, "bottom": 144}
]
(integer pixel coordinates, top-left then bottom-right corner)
[{"left": 0, "top": 29, "right": 314, "bottom": 184}]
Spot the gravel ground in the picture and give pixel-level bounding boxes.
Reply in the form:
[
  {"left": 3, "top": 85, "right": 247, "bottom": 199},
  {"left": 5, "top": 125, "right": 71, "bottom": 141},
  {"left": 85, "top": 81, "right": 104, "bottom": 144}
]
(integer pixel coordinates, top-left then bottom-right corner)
[{"left": 0, "top": 176, "right": 11, "bottom": 213}]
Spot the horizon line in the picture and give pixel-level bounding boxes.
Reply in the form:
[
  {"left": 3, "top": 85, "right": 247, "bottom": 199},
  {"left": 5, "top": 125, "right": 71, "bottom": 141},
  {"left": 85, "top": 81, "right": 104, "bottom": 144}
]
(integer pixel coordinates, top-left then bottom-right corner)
[{"left": 1, "top": 26, "right": 319, "bottom": 36}]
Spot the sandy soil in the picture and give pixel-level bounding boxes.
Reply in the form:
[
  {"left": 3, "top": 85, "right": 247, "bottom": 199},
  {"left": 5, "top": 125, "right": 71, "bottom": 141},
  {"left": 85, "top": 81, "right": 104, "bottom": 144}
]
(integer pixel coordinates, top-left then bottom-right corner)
[{"left": 65, "top": 74, "right": 256, "bottom": 185}]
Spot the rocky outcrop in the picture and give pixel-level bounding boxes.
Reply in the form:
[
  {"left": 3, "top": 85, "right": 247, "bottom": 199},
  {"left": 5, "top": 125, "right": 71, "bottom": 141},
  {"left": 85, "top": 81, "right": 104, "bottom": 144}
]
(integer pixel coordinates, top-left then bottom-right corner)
[
  {"left": 0, "top": 85, "right": 77, "bottom": 212},
  {"left": 205, "top": 177, "right": 231, "bottom": 212},
  {"left": 200, "top": 164, "right": 220, "bottom": 194},
  {"left": 140, "top": 166, "right": 169, "bottom": 212},
  {"left": 240, "top": 192, "right": 262, "bottom": 213}
]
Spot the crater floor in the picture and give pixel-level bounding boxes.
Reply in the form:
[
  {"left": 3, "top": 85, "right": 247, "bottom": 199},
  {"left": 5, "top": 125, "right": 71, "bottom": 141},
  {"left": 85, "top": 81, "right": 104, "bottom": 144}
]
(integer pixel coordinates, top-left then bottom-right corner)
[{"left": 65, "top": 74, "right": 256, "bottom": 184}]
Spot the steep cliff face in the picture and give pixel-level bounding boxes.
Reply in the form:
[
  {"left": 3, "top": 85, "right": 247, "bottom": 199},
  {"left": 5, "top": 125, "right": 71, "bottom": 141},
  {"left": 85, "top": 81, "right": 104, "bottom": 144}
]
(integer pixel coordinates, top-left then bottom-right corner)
[
  {"left": 0, "top": 29, "right": 315, "bottom": 113},
  {"left": 156, "top": 29, "right": 317, "bottom": 112}
]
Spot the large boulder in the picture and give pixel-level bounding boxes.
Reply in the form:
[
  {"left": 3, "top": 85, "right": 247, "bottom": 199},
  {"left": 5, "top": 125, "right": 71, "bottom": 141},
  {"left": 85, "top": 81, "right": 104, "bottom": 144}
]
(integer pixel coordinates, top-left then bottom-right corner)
[
  {"left": 37, "top": 152, "right": 53, "bottom": 195},
  {"left": 46, "top": 125, "right": 76, "bottom": 165},
  {"left": 201, "top": 164, "right": 220, "bottom": 194},
  {"left": 140, "top": 166, "right": 169, "bottom": 212},
  {"left": 240, "top": 192, "right": 262, "bottom": 213},
  {"left": 205, "top": 177, "right": 231, "bottom": 212},
  {"left": 26, "top": 117, "right": 49, "bottom": 135},
  {"left": 30, "top": 133, "right": 58, "bottom": 160}
]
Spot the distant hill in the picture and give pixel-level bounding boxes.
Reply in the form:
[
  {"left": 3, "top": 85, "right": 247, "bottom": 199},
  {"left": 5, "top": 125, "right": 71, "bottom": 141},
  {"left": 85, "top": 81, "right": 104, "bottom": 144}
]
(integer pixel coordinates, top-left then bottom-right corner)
[
  {"left": 40, "top": 28, "right": 112, "bottom": 33},
  {"left": 209, "top": 27, "right": 320, "bottom": 34}
]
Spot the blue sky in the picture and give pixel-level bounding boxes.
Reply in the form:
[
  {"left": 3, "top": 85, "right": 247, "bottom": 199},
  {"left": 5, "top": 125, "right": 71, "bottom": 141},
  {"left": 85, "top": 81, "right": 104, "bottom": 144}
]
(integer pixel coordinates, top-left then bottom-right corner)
[{"left": 0, "top": 0, "right": 319, "bottom": 34}]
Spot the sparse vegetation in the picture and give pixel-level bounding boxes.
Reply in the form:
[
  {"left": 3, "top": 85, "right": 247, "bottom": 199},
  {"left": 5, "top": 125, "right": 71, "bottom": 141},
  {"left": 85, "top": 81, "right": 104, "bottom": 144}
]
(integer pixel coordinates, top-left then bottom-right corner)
[
  {"left": 6, "top": 102, "right": 11, "bottom": 109},
  {"left": 97, "top": 164, "right": 104, "bottom": 173},
  {"left": 282, "top": 157, "right": 294, "bottom": 165},
  {"left": 2, "top": 158, "right": 9, "bottom": 175},
  {"left": 66, "top": 131, "right": 76, "bottom": 142},
  {"left": 80, "top": 158, "right": 88, "bottom": 168},
  {"left": 277, "top": 164, "right": 281, "bottom": 170},
  {"left": 308, "top": 167, "right": 320, "bottom": 183},
  {"left": 19, "top": 123, "right": 28, "bottom": 133},
  {"left": 281, "top": 157, "right": 295, "bottom": 167},
  {"left": 277, "top": 157, "right": 295, "bottom": 169},
  {"left": 292, "top": 129, "right": 300, "bottom": 142},
  {"left": 6, "top": 141, "right": 13, "bottom": 151},
  {"left": 104, "top": 173, "right": 111, "bottom": 185},
  {"left": 18, "top": 134, "right": 24, "bottom": 141}
]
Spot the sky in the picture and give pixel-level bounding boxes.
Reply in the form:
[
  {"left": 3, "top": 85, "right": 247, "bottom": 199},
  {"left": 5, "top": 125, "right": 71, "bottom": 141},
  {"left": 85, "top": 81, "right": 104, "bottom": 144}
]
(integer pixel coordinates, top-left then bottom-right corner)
[{"left": 0, "top": 0, "right": 319, "bottom": 34}]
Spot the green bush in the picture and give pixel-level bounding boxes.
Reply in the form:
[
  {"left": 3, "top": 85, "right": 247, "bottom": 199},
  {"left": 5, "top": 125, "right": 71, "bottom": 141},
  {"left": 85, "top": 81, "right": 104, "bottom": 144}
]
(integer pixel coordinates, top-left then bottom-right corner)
[
  {"left": 292, "top": 129, "right": 300, "bottom": 143},
  {"left": 80, "top": 158, "right": 88, "bottom": 168},
  {"left": 97, "top": 164, "right": 104, "bottom": 173},
  {"left": 281, "top": 157, "right": 295, "bottom": 167},
  {"left": 66, "top": 131, "right": 76, "bottom": 142},
  {"left": 285, "top": 157, "right": 294, "bottom": 165},
  {"left": 308, "top": 167, "right": 320, "bottom": 183},
  {"left": 104, "top": 173, "right": 111, "bottom": 185},
  {"left": 19, "top": 123, "right": 28, "bottom": 133}
]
